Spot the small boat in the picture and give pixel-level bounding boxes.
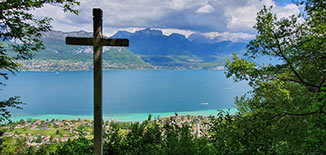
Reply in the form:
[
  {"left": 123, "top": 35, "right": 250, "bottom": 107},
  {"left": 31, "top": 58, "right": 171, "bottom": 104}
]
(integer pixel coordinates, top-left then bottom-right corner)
[
  {"left": 201, "top": 102, "right": 208, "bottom": 105},
  {"left": 56, "top": 72, "right": 60, "bottom": 75}
]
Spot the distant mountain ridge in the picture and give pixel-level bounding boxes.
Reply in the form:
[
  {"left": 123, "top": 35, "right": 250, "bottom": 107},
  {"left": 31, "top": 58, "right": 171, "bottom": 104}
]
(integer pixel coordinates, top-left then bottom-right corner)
[
  {"left": 111, "top": 28, "right": 247, "bottom": 61},
  {"left": 40, "top": 28, "right": 247, "bottom": 60},
  {"left": 41, "top": 30, "right": 92, "bottom": 41},
  {"left": 13, "top": 29, "right": 249, "bottom": 70}
]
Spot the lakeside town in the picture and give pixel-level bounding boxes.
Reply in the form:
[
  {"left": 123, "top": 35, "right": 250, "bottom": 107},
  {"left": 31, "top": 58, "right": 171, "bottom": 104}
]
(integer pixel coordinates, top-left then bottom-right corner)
[
  {"left": 18, "top": 60, "right": 225, "bottom": 71},
  {"left": 1, "top": 115, "right": 211, "bottom": 147}
]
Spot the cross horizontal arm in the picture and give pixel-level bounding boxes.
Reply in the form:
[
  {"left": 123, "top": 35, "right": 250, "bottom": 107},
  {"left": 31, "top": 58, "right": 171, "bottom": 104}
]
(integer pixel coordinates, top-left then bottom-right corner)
[
  {"left": 66, "top": 37, "right": 93, "bottom": 45},
  {"left": 66, "top": 37, "right": 129, "bottom": 47}
]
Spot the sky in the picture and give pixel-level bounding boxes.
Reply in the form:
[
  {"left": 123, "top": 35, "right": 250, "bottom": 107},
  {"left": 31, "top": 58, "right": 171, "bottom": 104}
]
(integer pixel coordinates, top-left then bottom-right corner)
[{"left": 31, "top": 0, "right": 300, "bottom": 42}]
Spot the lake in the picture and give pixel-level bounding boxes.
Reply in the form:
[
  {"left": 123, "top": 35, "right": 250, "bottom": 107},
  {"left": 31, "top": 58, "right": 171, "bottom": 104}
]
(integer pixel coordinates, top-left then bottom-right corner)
[{"left": 2, "top": 70, "right": 249, "bottom": 121}]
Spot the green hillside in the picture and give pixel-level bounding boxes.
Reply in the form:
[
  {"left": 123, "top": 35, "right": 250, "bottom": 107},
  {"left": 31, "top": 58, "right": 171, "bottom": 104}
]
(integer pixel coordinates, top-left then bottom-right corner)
[
  {"left": 17, "top": 47, "right": 150, "bottom": 71},
  {"left": 4, "top": 30, "right": 231, "bottom": 71},
  {"left": 102, "top": 48, "right": 145, "bottom": 64},
  {"left": 33, "top": 46, "right": 145, "bottom": 63}
]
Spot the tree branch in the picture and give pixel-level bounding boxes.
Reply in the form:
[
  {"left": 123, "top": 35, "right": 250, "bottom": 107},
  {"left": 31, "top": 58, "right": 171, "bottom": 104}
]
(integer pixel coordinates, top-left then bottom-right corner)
[
  {"left": 269, "top": 32, "right": 319, "bottom": 92},
  {"left": 269, "top": 76, "right": 319, "bottom": 88},
  {"left": 281, "top": 111, "right": 321, "bottom": 117},
  {"left": 272, "top": 32, "right": 305, "bottom": 81}
]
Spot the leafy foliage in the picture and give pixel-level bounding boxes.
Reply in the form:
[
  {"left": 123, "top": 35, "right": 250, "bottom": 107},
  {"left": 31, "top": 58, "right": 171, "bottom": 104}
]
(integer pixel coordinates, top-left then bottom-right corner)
[
  {"left": 54, "top": 137, "right": 93, "bottom": 155},
  {"left": 0, "top": 96, "right": 24, "bottom": 122},
  {"left": 226, "top": 1, "right": 326, "bottom": 116},
  {"left": 224, "top": 0, "right": 326, "bottom": 153},
  {"left": 0, "top": 0, "right": 79, "bottom": 79},
  {"left": 0, "top": 0, "right": 79, "bottom": 122}
]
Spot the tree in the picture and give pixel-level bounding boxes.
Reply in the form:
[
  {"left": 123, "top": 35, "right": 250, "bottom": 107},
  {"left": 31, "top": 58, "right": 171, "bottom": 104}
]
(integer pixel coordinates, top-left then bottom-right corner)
[
  {"left": 0, "top": 0, "right": 79, "bottom": 122},
  {"left": 0, "top": 97, "right": 23, "bottom": 122},
  {"left": 55, "top": 137, "right": 93, "bottom": 155},
  {"left": 19, "top": 118, "right": 25, "bottom": 124},
  {"left": 225, "top": 0, "right": 326, "bottom": 153}
]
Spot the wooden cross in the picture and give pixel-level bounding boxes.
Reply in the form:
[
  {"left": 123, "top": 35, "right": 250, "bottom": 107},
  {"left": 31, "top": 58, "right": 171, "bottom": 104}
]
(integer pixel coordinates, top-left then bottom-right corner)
[{"left": 66, "top": 8, "right": 129, "bottom": 155}]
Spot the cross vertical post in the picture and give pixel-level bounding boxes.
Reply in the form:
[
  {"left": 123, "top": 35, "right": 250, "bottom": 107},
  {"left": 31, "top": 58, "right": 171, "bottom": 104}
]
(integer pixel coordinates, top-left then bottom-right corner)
[
  {"left": 93, "top": 8, "right": 103, "bottom": 155},
  {"left": 65, "top": 8, "right": 129, "bottom": 155}
]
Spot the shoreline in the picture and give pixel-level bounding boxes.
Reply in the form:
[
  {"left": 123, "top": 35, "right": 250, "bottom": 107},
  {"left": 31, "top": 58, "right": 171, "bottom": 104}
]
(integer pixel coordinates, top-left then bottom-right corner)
[
  {"left": 16, "top": 67, "right": 226, "bottom": 72},
  {"left": 17, "top": 59, "right": 225, "bottom": 71},
  {"left": 11, "top": 108, "right": 238, "bottom": 122}
]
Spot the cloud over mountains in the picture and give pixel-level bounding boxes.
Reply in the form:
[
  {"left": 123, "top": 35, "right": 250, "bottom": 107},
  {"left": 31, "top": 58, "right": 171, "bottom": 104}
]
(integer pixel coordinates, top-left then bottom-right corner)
[{"left": 31, "top": 0, "right": 300, "bottom": 41}]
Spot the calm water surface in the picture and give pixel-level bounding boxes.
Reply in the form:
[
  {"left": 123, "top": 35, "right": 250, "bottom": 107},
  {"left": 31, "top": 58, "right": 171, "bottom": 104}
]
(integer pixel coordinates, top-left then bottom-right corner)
[{"left": 2, "top": 70, "right": 249, "bottom": 116}]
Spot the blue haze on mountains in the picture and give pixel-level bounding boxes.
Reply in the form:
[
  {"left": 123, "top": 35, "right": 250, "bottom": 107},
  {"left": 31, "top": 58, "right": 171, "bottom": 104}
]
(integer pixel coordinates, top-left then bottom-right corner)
[
  {"left": 111, "top": 28, "right": 248, "bottom": 61},
  {"left": 38, "top": 28, "right": 277, "bottom": 66},
  {"left": 33, "top": 28, "right": 249, "bottom": 67},
  {"left": 111, "top": 28, "right": 279, "bottom": 65}
]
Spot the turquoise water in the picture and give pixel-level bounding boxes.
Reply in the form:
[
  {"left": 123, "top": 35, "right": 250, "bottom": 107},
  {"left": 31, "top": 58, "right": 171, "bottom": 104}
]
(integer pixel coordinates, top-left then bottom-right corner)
[
  {"left": 2, "top": 70, "right": 248, "bottom": 121},
  {"left": 11, "top": 108, "right": 238, "bottom": 122}
]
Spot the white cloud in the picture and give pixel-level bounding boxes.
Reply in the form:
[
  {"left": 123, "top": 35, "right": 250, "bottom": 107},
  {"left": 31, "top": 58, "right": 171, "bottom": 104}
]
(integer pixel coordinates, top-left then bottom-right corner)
[
  {"left": 30, "top": 0, "right": 301, "bottom": 41},
  {"left": 105, "top": 27, "right": 253, "bottom": 42},
  {"left": 153, "top": 28, "right": 195, "bottom": 38},
  {"left": 226, "top": 5, "right": 259, "bottom": 31},
  {"left": 202, "top": 32, "right": 255, "bottom": 42},
  {"left": 104, "top": 27, "right": 144, "bottom": 37},
  {"left": 224, "top": 0, "right": 276, "bottom": 32},
  {"left": 196, "top": 4, "right": 214, "bottom": 14},
  {"left": 168, "top": 0, "right": 186, "bottom": 10},
  {"left": 104, "top": 27, "right": 195, "bottom": 38},
  {"left": 93, "top": 27, "right": 144, "bottom": 38},
  {"left": 223, "top": 0, "right": 300, "bottom": 33},
  {"left": 274, "top": 4, "right": 300, "bottom": 19}
]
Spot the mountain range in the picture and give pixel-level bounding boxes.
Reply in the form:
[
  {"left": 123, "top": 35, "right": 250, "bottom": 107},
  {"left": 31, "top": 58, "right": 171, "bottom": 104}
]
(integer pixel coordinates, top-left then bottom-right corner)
[
  {"left": 111, "top": 28, "right": 247, "bottom": 61},
  {"left": 15, "top": 28, "right": 249, "bottom": 70}
]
